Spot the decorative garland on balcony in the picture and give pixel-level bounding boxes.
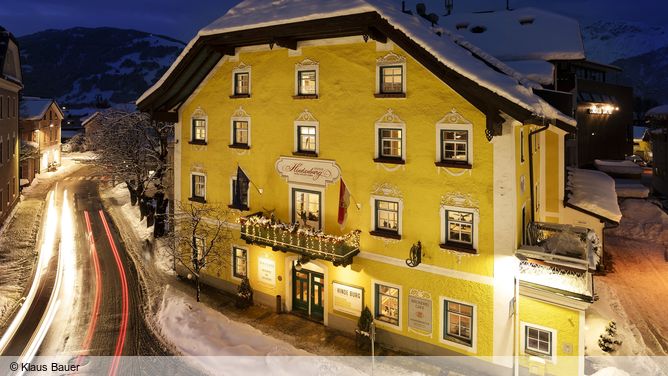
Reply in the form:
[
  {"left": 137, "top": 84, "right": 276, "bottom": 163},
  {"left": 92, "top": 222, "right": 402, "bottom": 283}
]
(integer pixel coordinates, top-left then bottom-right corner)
[{"left": 244, "top": 215, "right": 361, "bottom": 249}]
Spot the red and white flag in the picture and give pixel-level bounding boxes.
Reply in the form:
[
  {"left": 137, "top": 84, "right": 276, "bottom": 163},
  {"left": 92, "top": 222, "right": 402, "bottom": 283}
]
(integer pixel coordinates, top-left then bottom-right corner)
[{"left": 337, "top": 178, "right": 351, "bottom": 226}]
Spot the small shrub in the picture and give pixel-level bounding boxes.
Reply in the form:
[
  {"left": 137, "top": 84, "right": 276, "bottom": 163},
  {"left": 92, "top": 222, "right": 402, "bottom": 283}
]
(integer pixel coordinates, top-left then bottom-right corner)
[{"left": 235, "top": 276, "right": 253, "bottom": 309}]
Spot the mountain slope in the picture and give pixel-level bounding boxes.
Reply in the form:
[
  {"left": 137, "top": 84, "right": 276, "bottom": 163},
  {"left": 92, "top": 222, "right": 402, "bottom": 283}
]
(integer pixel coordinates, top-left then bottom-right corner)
[
  {"left": 612, "top": 45, "right": 668, "bottom": 104},
  {"left": 582, "top": 20, "right": 668, "bottom": 64},
  {"left": 19, "top": 27, "right": 184, "bottom": 106}
]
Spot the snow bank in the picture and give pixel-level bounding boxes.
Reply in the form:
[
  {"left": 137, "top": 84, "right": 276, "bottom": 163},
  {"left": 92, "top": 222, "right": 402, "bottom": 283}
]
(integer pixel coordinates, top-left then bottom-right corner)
[
  {"left": 594, "top": 160, "right": 642, "bottom": 176},
  {"left": 590, "top": 367, "right": 630, "bottom": 376},
  {"left": 567, "top": 168, "right": 622, "bottom": 223},
  {"left": 614, "top": 183, "right": 649, "bottom": 199},
  {"left": 607, "top": 199, "right": 668, "bottom": 243}
]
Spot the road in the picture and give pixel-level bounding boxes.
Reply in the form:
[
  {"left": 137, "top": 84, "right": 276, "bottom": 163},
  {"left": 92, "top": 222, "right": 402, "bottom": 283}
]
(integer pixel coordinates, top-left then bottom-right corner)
[{"left": 0, "top": 165, "right": 169, "bottom": 374}]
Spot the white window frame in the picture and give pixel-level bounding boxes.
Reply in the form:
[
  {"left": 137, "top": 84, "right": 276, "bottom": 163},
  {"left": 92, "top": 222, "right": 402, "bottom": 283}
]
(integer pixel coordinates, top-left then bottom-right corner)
[
  {"left": 374, "top": 122, "right": 406, "bottom": 162},
  {"left": 520, "top": 322, "right": 557, "bottom": 364},
  {"left": 229, "top": 175, "right": 250, "bottom": 209},
  {"left": 440, "top": 205, "right": 479, "bottom": 251},
  {"left": 190, "top": 108, "right": 208, "bottom": 143},
  {"left": 193, "top": 236, "right": 205, "bottom": 264},
  {"left": 231, "top": 245, "right": 249, "bottom": 281},
  {"left": 370, "top": 195, "right": 403, "bottom": 236},
  {"left": 435, "top": 122, "right": 473, "bottom": 166},
  {"left": 439, "top": 296, "right": 477, "bottom": 353},
  {"left": 294, "top": 59, "right": 319, "bottom": 96},
  {"left": 375, "top": 53, "right": 407, "bottom": 95},
  {"left": 293, "top": 120, "right": 319, "bottom": 155},
  {"left": 288, "top": 183, "right": 325, "bottom": 230},
  {"left": 230, "top": 115, "right": 251, "bottom": 147},
  {"left": 372, "top": 279, "right": 403, "bottom": 330},
  {"left": 231, "top": 63, "right": 251, "bottom": 96},
  {"left": 190, "top": 172, "right": 207, "bottom": 201}
]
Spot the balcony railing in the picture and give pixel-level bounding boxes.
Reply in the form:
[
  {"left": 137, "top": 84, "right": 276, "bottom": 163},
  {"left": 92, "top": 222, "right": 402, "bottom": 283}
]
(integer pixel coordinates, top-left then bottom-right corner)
[
  {"left": 516, "top": 222, "right": 600, "bottom": 302},
  {"left": 240, "top": 213, "right": 360, "bottom": 267}
]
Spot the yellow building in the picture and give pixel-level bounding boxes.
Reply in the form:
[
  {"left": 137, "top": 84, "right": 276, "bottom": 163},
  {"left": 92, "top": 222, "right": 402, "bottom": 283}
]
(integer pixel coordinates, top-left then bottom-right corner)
[{"left": 138, "top": 2, "right": 602, "bottom": 375}]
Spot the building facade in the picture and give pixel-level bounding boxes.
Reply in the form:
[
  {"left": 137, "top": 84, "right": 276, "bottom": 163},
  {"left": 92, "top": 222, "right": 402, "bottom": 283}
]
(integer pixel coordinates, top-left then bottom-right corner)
[
  {"left": 646, "top": 105, "right": 668, "bottom": 196},
  {"left": 19, "top": 97, "right": 63, "bottom": 184},
  {"left": 0, "top": 27, "right": 22, "bottom": 226},
  {"left": 138, "top": 2, "right": 599, "bottom": 375}
]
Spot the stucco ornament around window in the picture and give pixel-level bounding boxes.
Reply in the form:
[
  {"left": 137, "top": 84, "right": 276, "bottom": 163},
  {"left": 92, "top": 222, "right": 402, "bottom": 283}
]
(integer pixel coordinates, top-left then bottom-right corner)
[
  {"left": 295, "top": 109, "right": 318, "bottom": 123},
  {"left": 440, "top": 192, "right": 479, "bottom": 209},
  {"left": 190, "top": 163, "right": 206, "bottom": 173},
  {"left": 232, "top": 106, "right": 251, "bottom": 119},
  {"left": 371, "top": 182, "right": 403, "bottom": 199},
  {"left": 376, "top": 108, "right": 405, "bottom": 125},
  {"left": 437, "top": 108, "right": 471, "bottom": 126},
  {"left": 234, "top": 61, "right": 251, "bottom": 71},
  {"left": 295, "top": 57, "right": 319, "bottom": 68},
  {"left": 376, "top": 52, "right": 406, "bottom": 65},
  {"left": 192, "top": 107, "right": 206, "bottom": 119}
]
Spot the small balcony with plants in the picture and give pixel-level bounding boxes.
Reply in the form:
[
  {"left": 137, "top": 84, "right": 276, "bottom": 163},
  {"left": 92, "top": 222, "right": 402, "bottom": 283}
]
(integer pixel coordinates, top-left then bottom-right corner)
[{"left": 240, "top": 212, "right": 361, "bottom": 267}]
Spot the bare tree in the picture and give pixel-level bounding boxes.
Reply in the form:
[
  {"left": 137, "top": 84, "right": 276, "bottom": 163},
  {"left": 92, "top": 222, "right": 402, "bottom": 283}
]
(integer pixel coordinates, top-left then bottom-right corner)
[
  {"left": 88, "top": 109, "right": 174, "bottom": 237},
  {"left": 165, "top": 200, "right": 233, "bottom": 302},
  {"left": 19, "top": 140, "right": 39, "bottom": 163}
]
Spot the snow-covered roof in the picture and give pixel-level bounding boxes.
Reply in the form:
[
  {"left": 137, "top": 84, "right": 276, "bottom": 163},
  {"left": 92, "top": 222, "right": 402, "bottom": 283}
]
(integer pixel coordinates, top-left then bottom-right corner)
[
  {"left": 20, "top": 97, "right": 61, "bottom": 120},
  {"left": 504, "top": 60, "right": 555, "bottom": 86},
  {"left": 646, "top": 104, "right": 668, "bottom": 118},
  {"left": 440, "top": 7, "right": 585, "bottom": 62},
  {"left": 567, "top": 168, "right": 622, "bottom": 223},
  {"left": 594, "top": 159, "right": 643, "bottom": 176},
  {"left": 81, "top": 111, "right": 101, "bottom": 126},
  {"left": 138, "top": 0, "right": 574, "bottom": 126}
]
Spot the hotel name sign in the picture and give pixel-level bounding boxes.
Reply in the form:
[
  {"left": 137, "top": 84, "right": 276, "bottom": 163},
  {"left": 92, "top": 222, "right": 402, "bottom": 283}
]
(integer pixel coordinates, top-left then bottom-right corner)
[{"left": 275, "top": 157, "right": 341, "bottom": 187}]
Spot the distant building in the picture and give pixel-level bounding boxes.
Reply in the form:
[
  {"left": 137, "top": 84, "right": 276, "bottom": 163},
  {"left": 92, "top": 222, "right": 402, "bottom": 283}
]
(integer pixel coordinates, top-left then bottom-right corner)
[
  {"left": 441, "top": 7, "right": 634, "bottom": 167},
  {"left": 646, "top": 105, "right": 668, "bottom": 196},
  {"left": 632, "top": 126, "right": 652, "bottom": 163},
  {"left": 19, "top": 97, "right": 63, "bottom": 184},
  {"left": 0, "top": 26, "right": 21, "bottom": 226},
  {"left": 81, "top": 111, "right": 101, "bottom": 148}
]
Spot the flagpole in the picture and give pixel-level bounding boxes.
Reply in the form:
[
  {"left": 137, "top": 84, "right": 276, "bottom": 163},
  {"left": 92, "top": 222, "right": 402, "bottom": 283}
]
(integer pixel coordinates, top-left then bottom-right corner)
[
  {"left": 238, "top": 164, "right": 263, "bottom": 195},
  {"left": 341, "top": 177, "right": 361, "bottom": 210}
]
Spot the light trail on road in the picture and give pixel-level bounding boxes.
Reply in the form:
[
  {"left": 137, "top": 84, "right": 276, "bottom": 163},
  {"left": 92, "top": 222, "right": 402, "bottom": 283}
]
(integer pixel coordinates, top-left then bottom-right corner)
[
  {"left": 99, "top": 210, "right": 129, "bottom": 376},
  {"left": 80, "top": 210, "right": 103, "bottom": 356}
]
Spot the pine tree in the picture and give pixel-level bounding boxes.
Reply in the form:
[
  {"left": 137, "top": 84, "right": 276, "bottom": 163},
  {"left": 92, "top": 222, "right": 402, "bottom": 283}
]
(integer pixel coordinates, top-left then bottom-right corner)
[
  {"left": 355, "top": 306, "right": 373, "bottom": 349},
  {"left": 236, "top": 276, "right": 254, "bottom": 309},
  {"left": 598, "top": 321, "right": 623, "bottom": 353}
]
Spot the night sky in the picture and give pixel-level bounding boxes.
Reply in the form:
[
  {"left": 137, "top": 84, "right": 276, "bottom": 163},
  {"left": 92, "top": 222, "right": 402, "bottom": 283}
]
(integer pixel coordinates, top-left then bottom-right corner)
[{"left": 1, "top": 0, "right": 667, "bottom": 42}]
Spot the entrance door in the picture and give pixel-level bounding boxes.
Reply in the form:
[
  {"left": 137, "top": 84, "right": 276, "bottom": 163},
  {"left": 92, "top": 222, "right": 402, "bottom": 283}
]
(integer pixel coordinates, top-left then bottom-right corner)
[
  {"left": 291, "top": 265, "right": 324, "bottom": 322},
  {"left": 292, "top": 269, "right": 310, "bottom": 316}
]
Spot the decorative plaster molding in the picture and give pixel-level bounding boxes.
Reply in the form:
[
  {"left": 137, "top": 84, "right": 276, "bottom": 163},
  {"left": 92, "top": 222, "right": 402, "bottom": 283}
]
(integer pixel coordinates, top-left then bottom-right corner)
[
  {"left": 192, "top": 107, "right": 206, "bottom": 118},
  {"left": 409, "top": 289, "right": 432, "bottom": 300},
  {"left": 295, "top": 109, "right": 318, "bottom": 123},
  {"left": 376, "top": 52, "right": 406, "bottom": 65},
  {"left": 296, "top": 57, "right": 319, "bottom": 67},
  {"left": 371, "top": 182, "right": 403, "bottom": 198},
  {"left": 437, "top": 108, "right": 472, "bottom": 126},
  {"left": 231, "top": 106, "right": 251, "bottom": 119},
  {"left": 376, "top": 108, "right": 405, "bottom": 125},
  {"left": 440, "top": 192, "right": 479, "bottom": 209}
]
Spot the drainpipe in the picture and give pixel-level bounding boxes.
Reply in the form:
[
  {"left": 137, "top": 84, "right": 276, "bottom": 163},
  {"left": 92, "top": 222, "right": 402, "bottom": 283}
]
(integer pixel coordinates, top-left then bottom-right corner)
[{"left": 528, "top": 122, "right": 550, "bottom": 222}]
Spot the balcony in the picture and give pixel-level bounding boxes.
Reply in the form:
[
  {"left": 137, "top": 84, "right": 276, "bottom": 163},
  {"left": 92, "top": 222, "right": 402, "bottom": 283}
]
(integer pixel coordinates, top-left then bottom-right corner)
[
  {"left": 240, "top": 213, "right": 360, "bottom": 267},
  {"left": 516, "top": 222, "right": 600, "bottom": 302}
]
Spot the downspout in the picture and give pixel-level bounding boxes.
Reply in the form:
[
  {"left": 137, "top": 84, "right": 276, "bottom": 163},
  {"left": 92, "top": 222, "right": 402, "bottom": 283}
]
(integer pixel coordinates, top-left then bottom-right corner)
[{"left": 529, "top": 122, "right": 550, "bottom": 222}]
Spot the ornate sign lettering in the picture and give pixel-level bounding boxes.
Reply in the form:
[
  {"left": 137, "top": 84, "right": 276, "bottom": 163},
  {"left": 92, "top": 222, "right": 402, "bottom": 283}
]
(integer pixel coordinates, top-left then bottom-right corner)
[{"left": 275, "top": 157, "right": 341, "bottom": 186}]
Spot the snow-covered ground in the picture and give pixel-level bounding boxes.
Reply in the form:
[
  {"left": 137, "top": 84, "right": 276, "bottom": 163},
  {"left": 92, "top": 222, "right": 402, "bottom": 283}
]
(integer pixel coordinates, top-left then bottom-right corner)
[
  {"left": 586, "top": 199, "right": 668, "bottom": 375},
  {"left": 22, "top": 152, "right": 95, "bottom": 196}
]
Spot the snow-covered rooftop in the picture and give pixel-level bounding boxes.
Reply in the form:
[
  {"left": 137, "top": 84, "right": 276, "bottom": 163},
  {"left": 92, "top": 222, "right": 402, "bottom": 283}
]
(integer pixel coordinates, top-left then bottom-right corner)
[
  {"left": 567, "top": 168, "right": 622, "bottom": 223},
  {"left": 440, "top": 7, "right": 585, "bottom": 62},
  {"left": 646, "top": 104, "right": 668, "bottom": 118},
  {"left": 20, "top": 97, "right": 55, "bottom": 120},
  {"left": 139, "top": 0, "right": 574, "bottom": 126},
  {"left": 81, "top": 111, "right": 100, "bottom": 126}
]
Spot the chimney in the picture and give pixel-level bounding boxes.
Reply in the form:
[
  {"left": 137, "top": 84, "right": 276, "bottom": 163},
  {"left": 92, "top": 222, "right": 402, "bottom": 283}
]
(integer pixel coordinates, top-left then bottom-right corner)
[
  {"left": 445, "top": 0, "right": 453, "bottom": 16},
  {"left": 416, "top": 3, "right": 440, "bottom": 26}
]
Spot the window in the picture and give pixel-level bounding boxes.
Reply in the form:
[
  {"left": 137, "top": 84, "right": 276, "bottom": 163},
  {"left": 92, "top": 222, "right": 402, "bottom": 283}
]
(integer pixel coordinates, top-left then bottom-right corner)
[
  {"left": 191, "top": 173, "right": 206, "bottom": 201},
  {"left": 526, "top": 326, "right": 552, "bottom": 356},
  {"left": 447, "top": 210, "right": 473, "bottom": 245},
  {"left": 230, "top": 176, "right": 249, "bottom": 210},
  {"left": 234, "top": 72, "right": 250, "bottom": 96},
  {"left": 192, "top": 118, "right": 206, "bottom": 143},
  {"left": 442, "top": 130, "right": 468, "bottom": 162},
  {"left": 232, "top": 121, "right": 249, "bottom": 146},
  {"left": 440, "top": 206, "right": 478, "bottom": 253},
  {"left": 297, "top": 70, "right": 317, "bottom": 96},
  {"left": 193, "top": 236, "right": 205, "bottom": 264},
  {"left": 297, "top": 126, "right": 317, "bottom": 153},
  {"left": 379, "top": 128, "right": 402, "bottom": 159},
  {"left": 443, "top": 300, "right": 474, "bottom": 346},
  {"left": 292, "top": 188, "right": 321, "bottom": 229},
  {"left": 376, "top": 53, "right": 406, "bottom": 97},
  {"left": 232, "top": 246, "right": 248, "bottom": 278},
  {"left": 379, "top": 66, "right": 403, "bottom": 94},
  {"left": 375, "top": 200, "right": 399, "bottom": 233},
  {"left": 375, "top": 283, "right": 400, "bottom": 327}
]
